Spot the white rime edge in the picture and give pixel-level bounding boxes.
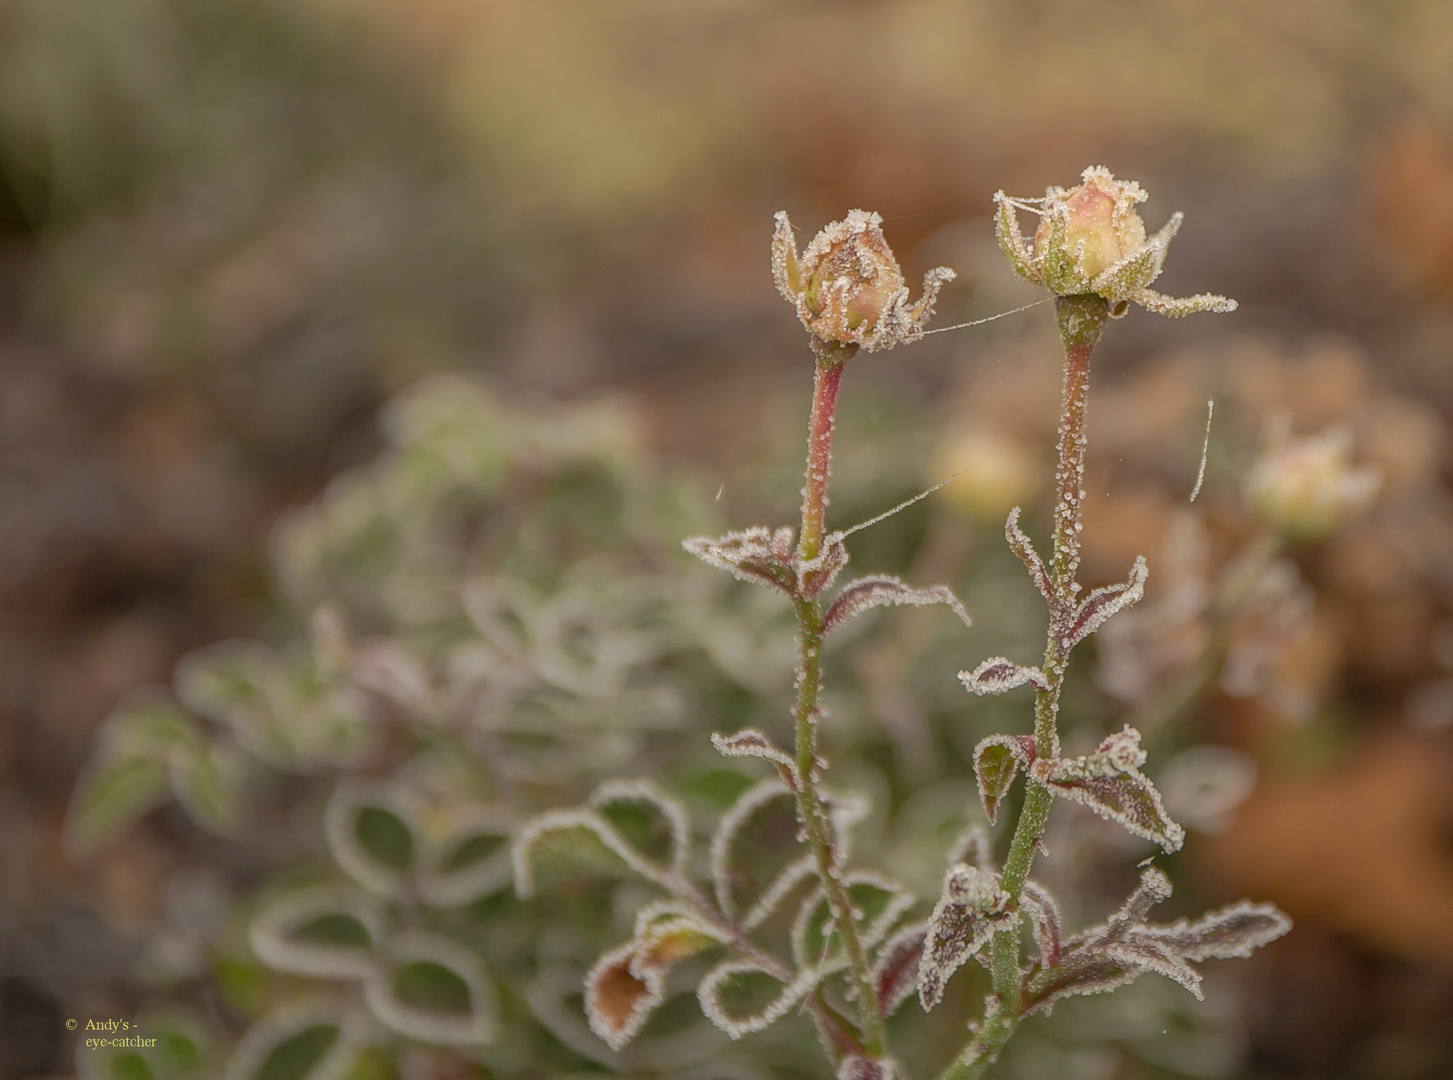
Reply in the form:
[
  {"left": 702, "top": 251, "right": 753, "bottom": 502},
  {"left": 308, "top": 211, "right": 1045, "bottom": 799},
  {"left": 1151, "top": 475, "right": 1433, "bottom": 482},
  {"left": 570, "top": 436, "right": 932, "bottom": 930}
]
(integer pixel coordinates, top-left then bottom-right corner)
[
  {"left": 959, "top": 657, "right": 1050, "bottom": 696},
  {"left": 971, "top": 734, "right": 1037, "bottom": 826},
  {"left": 1031, "top": 726, "right": 1186, "bottom": 853},
  {"left": 795, "top": 536, "right": 850, "bottom": 598},
  {"left": 512, "top": 806, "right": 667, "bottom": 900},
  {"left": 249, "top": 885, "right": 385, "bottom": 980},
  {"left": 1065, "top": 556, "right": 1148, "bottom": 649},
  {"left": 324, "top": 778, "right": 426, "bottom": 898},
  {"left": 364, "top": 931, "right": 497, "bottom": 1046},
  {"left": 917, "top": 864, "right": 1014, "bottom": 1011},
  {"left": 1024, "top": 868, "right": 1291, "bottom": 1015},
  {"left": 224, "top": 1000, "right": 365, "bottom": 1080},
  {"left": 710, "top": 778, "right": 868, "bottom": 927},
  {"left": 838, "top": 1056, "right": 902, "bottom": 1080},
  {"left": 698, "top": 959, "right": 818, "bottom": 1040},
  {"left": 584, "top": 938, "right": 663, "bottom": 1052},
  {"left": 871, "top": 920, "right": 929, "bottom": 1018},
  {"left": 682, "top": 526, "right": 797, "bottom": 594},
  {"left": 588, "top": 777, "right": 692, "bottom": 875},
  {"left": 821, "top": 575, "right": 971, "bottom": 636},
  {"left": 582, "top": 901, "right": 727, "bottom": 1053},
  {"left": 946, "top": 823, "right": 994, "bottom": 871},
  {"left": 1005, "top": 508, "right": 1052, "bottom": 602},
  {"left": 417, "top": 806, "right": 514, "bottom": 908},
  {"left": 1020, "top": 881, "right": 1063, "bottom": 967},
  {"left": 711, "top": 728, "right": 801, "bottom": 789},
  {"left": 789, "top": 869, "right": 917, "bottom": 973}
]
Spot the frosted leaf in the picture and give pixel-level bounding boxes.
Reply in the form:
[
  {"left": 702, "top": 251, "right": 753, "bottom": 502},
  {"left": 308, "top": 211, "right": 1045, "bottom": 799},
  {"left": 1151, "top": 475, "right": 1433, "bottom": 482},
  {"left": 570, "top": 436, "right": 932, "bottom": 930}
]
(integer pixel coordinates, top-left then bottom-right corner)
[
  {"left": 796, "top": 536, "right": 850, "bottom": 599},
  {"left": 711, "top": 778, "right": 809, "bottom": 922},
  {"left": 871, "top": 920, "right": 928, "bottom": 1018},
  {"left": 1065, "top": 557, "right": 1149, "bottom": 650},
  {"left": 249, "top": 886, "right": 384, "bottom": 980},
  {"left": 1005, "top": 507, "right": 1051, "bottom": 602},
  {"left": 1020, "top": 881, "right": 1063, "bottom": 967},
  {"left": 512, "top": 806, "right": 666, "bottom": 899},
  {"left": 772, "top": 211, "right": 803, "bottom": 301},
  {"left": 993, "top": 193, "right": 1037, "bottom": 283},
  {"left": 682, "top": 527, "right": 798, "bottom": 596},
  {"left": 1077, "top": 866, "right": 1175, "bottom": 947},
  {"left": 630, "top": 900, "right": 726, "bottom": 975},
  {"left": 946, "top": 823, "right": 994, "bottom": 871},
  {"left": 1020, "top": 949, "right": 1142, "bottom": 1017},
  {"left": 1103, "top": 940, "right": 1202, "bottom": 999},
  {"left": 325, "top": 779, "right": 425, "bottom": 897},
  {"left": 584, "top": 940, "right": 663, "bottom": 1052},
  {"left": 711, "top": 728, "right": 801, "bottom": 790},
  {"left": 588, "top": 777, "right": 692, "bottom": 875},
  {"left": 1132, "top": 288, "right": 1237, "bottom": 317},
  {"left": 697, "top": 959, "right": 816, "bottom": 1039},
  {"left": 1032, "top": 727, "right": 1185, "bottom": 852},
  {"left": 917, "top": 864, "right": 1013, "bottom": 1011},
  {"left": 351, "top": 639, "right": 437, "bottom": 723},
  {"left": 170, "top": 737, "right": 247, "bottom": 835},
  {"left": 363, "top": 932, "right": 497, "bottom": 1046},
  {"left": 224, "top": 1000, "right": 364, "bottom": 1080},
  {"left": 1131, "top": 900, "right": 1291, "bottom": 961},
  {"left": 838, "top": 1056, "right": 901, "bottom": 1080},
  {"left": 822, "top": 575, "right": 971, "bottom": 637},
  {"left": 971, "top": 734, "right": 1037, "bottom": 825},
  {"left": 959, "top": 657, "right": 1050, "bottom": 696},
  {"left": 791, "top": 869, "right": 916, "bottom": 973},
  {"left": 461, "top": 577, "right": 537, "bottom": 661},
  {"left": 417, "top": 807, "right": 514, "bottom": 908}
]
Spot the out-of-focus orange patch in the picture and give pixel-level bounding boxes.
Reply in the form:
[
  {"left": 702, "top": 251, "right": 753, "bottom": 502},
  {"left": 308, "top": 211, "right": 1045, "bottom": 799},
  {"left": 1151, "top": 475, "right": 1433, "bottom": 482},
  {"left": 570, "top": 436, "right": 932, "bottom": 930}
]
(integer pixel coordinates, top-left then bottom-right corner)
[
  {"left": 1370, "top": 121, "right": 1453, "bottom": 299},
  {"left": 1203, "top": 734, "right": 1453, "bottom": 968}
]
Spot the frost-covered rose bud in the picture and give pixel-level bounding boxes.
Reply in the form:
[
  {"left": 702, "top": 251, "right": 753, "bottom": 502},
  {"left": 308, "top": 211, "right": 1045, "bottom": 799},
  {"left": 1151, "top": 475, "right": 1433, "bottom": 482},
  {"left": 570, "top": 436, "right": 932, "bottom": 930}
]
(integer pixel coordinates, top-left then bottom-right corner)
[
  {"left": 995, "top": 166, "right": 1237, "bottom": 318},
  {"left": 773, "top": 209, "right": 954, "bottom": 357},
  {"left": 1245, "top": 426, "right": 1382, "bottom": 539}
]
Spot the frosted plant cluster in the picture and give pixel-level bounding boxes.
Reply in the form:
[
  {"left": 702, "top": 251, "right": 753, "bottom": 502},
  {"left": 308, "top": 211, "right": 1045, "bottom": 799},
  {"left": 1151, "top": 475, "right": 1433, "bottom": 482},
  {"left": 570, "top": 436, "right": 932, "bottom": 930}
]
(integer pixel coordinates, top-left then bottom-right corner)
[{"left": 66, "top": 171, "right": 1307, "bottom": 1080}]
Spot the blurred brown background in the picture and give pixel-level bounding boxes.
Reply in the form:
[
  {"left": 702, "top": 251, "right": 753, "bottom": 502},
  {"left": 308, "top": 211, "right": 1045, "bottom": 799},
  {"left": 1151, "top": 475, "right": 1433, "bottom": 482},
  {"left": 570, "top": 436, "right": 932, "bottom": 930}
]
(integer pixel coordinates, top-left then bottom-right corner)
[{"left": 3, "top": 1, "right": 1453, "bottom": 1077}]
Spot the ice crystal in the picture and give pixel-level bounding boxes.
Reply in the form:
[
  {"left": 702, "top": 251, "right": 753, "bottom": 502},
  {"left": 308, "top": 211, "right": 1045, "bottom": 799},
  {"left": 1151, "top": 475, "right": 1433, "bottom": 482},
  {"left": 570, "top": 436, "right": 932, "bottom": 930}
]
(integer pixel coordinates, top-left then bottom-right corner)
[
  {"left": 959, "top": 658, "right": 1050, "bottom": 697},
  {"left": 1005, "top": 507, "right": 1052, "bottom": 603},
  {"left": 822, "top": 574, "right": 972, "bottom": 636},
  {"left": 971, "top": 733, "right": 1037, "bottom": 825},
  {"left": 697, "top": 959, "right": 817, "bottom": 1039},
  {"left": 711, "top": 728, "right": 803, "bottom": 790},
  {"left": 1063, "top": 556, "right": 1149, "bottom": 650},
  {"left": 871, "top": 920, "right": 929, "bottom": 1018},
  {"left": 1031, "top": 726, "right": 1186, "bottom": 852},
  {"left": 917, "top": 864, "right": 1014, "bottom": 1011}
]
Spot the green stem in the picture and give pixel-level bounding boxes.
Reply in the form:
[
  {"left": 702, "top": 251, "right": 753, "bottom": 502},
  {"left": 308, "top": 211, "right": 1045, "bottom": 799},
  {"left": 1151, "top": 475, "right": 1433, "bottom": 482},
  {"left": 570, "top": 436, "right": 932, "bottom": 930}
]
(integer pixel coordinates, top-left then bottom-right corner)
[
  {"left": 935, "top": 295, "right": 1109, "bottom": 1080},
  {"left": 791, "top": 352, "right": 886, "bottom": 1055}
]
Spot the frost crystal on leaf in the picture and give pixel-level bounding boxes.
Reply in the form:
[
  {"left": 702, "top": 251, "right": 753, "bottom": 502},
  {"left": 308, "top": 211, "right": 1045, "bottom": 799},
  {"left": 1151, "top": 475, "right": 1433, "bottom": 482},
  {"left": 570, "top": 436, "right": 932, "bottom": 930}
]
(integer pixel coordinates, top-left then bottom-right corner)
[
  {"left": 249, "top": 886, "right": 384, "bottom": 980},
  {"left": 917, "top": 864, "right": 1013, "bottom": 1011},
  {"left": 1005, "top": 508, "right": 1051, "bottom": 603},
  {"left": 790, "top": 869, "right": 916, "bottom": 974},
  {"left": 1031, "top": 726, "right": 1186, "bottom": 852},
  {"left": 682, "top": 526, "right": 798, "bottom": 595},
  {"left": 1065, "top": 557, "right": 1148, "bottom": 649},
  {"left": 1021, "top": 867, "right": 1291, "bottom": 1016},
  {"left": 697, "top": 959, "right": 817, "bottom": 1039},
  {"left": 872, "top": 920, "right": 928, "bottom": 1018},
  {"left": 584, "top": 941, "right": 660, "bottom": 1052},
  {"left": 512, "top": 806, "right": 668, "bottom": 899},
  {"left": 710, "top": 778, "right": 809, "bottom": 923},
  {"left": 711, "top": 728, "right": 801, "bottom": 790},
  {"left": 959, "top": 658, "right": 1050, "bottom": 696},
  {"left": 821, "top": 575, "right": 971, "bottom": 637},
  {"left": 946, "top": 823, "right": 994, "bottom": 871},
  {"left": 837, "top": 1056, "right": 901, "bottom": 1080},
  {"left": 1020, "top": 881, "right": 1063, "bottom": 967},
  {"left": 587, "top": 777, "right": 692, "bottom": 875},
  {"left": 971, "top": 734, "right": 1037, "bottom": 825}
]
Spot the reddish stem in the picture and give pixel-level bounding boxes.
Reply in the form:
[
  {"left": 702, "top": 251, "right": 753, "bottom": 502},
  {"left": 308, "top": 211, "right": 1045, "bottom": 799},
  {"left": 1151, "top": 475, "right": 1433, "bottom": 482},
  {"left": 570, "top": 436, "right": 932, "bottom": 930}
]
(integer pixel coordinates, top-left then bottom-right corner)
[{"left": 798, "top": 357, "right": 846, "bottom": 562}]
